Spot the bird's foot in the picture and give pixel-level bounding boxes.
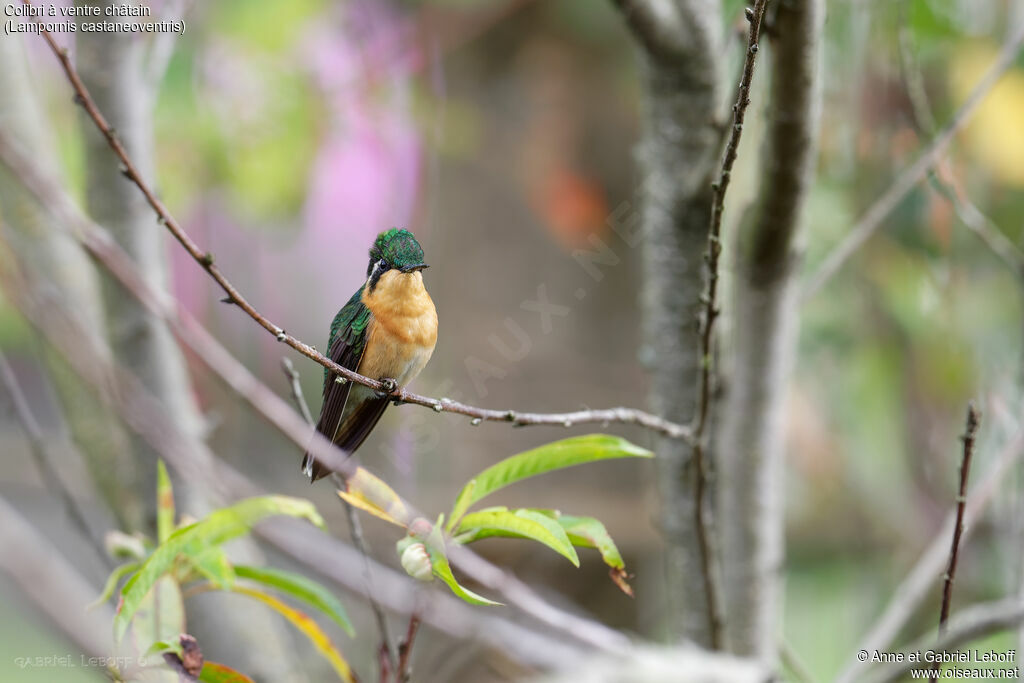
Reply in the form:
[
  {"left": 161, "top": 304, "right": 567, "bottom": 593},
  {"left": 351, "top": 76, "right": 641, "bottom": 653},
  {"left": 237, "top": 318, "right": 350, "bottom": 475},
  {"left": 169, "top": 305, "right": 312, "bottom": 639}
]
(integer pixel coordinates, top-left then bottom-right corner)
[{"left": 376, "top": 377, "right": 398, "bottom": 399}]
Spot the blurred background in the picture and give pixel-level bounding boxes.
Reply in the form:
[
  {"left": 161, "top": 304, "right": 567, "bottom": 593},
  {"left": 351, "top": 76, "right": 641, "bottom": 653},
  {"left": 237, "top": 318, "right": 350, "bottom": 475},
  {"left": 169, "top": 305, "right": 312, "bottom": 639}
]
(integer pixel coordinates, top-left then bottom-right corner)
[{"left": 1, "top": 0, "right": 1023, "bottom": 680}]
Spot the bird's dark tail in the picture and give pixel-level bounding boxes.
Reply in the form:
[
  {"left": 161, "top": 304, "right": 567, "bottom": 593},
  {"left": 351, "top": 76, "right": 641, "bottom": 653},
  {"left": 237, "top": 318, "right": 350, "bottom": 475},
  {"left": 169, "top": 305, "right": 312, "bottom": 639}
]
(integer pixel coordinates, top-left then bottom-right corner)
[{"left": 300, "top": 450, "right": 330, "bottom": 483}]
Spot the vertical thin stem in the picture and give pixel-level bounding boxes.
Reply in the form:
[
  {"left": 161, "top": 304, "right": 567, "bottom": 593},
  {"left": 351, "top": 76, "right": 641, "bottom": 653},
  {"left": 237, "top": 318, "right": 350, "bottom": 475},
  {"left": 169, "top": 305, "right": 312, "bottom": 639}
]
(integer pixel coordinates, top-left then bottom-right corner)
[
  {"left": 691, "top": 0, "right": 769, "bottom": 649},
  {"left": 396, "top": 612, "right": 422, "bottom": 682},
  {"left": 931, "top": 403, "right": 981, "bottom": 683},
  {"left": 280, "top": 359, "right": 397, "bottom": 675}
]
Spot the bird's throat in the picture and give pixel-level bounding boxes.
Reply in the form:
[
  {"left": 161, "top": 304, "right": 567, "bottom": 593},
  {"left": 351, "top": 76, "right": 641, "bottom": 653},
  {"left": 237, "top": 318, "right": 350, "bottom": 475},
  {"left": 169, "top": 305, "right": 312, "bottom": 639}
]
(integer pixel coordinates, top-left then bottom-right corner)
[
  {"left": 360, "top": 270, "right": 437, "bottom": 347},
  {"left": 358, "top": 270, "right": 437, "bottom": 385}
]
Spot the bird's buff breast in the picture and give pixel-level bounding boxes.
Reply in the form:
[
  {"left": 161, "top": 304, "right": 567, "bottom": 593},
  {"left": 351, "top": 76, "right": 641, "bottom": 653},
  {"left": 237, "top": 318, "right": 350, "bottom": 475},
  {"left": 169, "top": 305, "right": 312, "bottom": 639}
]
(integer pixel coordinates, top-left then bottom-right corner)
[{"left": 359, "top": 270, "right": 437, "bottom": 385}]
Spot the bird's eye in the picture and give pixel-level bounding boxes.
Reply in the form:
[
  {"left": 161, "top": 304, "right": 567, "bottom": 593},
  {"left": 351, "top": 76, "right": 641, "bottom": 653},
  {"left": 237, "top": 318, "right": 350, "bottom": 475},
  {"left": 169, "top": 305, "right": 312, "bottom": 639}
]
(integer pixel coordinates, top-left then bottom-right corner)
[{"left": 377, "top": 259, "right": 388, "bottom": 271}]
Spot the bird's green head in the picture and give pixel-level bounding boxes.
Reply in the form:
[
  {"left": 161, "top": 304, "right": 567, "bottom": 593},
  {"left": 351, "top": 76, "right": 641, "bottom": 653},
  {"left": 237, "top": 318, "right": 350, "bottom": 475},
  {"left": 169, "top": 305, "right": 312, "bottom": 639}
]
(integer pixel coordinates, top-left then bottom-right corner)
[{"left": 367, "top": 228, "right": 428, "bottom": 276}]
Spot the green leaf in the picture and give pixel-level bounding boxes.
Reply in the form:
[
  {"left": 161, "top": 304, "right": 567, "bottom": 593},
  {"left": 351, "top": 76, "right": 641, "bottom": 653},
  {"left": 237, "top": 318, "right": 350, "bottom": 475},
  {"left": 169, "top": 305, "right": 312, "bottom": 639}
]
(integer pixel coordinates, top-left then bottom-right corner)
[
  {"left": 448, "top": 435, "right": 653, "bottom": 530},
  {"left": 156, "top": 460, "right": 174, "bottom": 545},
  {"left": 557, "top": 515, "right": 624, "bottom": 570},
  {"left": 144, "top": 640, "right": 181, "bottom": 658},
  {"left": 456, "top": 508, "right": 579, "bottom": 567},
  {"left": 234, "top": 565, "right": 354, "bottom": 637},
  {"left": 128, "top": 576, "right": 185, "bottom": 658},
  {"left": 199, "top": 661, "right": 256, "bottom": 683},
  {"left": 89, "top": 561, "right": 140, "bottom": 610},
  {"left": 189, "top": 546, "right": 235, "bottom": 589},
  {"left": 424, "top": 524, "right": 501, "bottom": 606},
  {"left": 115, "top": 496, "right": 325, "bottom": 641},
  {"left": 537, "top": 512, "right": 634, "bottom": 596},
  {"left": 228, "top": 585, "right": 356, "bottom": 683}
]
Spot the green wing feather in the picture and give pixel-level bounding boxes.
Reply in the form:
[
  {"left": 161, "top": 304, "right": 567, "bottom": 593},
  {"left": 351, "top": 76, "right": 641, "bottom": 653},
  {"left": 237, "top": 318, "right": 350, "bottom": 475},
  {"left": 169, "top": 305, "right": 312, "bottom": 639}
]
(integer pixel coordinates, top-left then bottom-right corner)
[
  {"left": 322, "top": 286, "right": 371, "bottom": 392},
  {"left": 304, "top": 284, "right": 388, "bottom": 481}
]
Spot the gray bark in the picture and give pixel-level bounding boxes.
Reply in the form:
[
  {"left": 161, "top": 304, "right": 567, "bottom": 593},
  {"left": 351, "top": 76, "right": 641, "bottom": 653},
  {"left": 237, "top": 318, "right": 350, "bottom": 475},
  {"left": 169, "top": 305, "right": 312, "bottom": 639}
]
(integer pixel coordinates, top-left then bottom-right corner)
[
  {"left": 716, "top": 0, "right": 824, "bottom": 660},
  {"left": 74, "top": 0, "right": 204, "bottom": 517},
  {"left": 613, "top": 0, "right": 725, "bottom": 645},
  {"left": 72, "top": 4, "right": 299, "bottom": 678},
  {"left": 0, "top": 34, "right": 139, "bottom": 528}
]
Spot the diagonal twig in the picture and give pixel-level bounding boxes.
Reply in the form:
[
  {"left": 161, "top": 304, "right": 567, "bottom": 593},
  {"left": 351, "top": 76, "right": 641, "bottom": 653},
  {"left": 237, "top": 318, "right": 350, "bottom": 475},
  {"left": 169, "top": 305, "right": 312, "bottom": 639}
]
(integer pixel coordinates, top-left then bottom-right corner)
[
  {"left": 24, "top": 11, "right": 691, "bottom": 444},
  {"left": 802, "top": 23, "right": 1024, "bottom": 300},
  {"left": 0, "top": 350, "right": 110, "bottom": 570},
  {"left": 896, "top": 13, "right": 1024, "bottom": 278}
]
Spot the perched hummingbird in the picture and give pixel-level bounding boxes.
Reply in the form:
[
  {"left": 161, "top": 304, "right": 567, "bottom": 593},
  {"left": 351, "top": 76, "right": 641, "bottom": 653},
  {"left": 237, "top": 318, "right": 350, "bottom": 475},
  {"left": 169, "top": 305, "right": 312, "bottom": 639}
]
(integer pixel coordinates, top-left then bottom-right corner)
[{"left": 302, "top": 229, "right": 437, "bottom": 481}]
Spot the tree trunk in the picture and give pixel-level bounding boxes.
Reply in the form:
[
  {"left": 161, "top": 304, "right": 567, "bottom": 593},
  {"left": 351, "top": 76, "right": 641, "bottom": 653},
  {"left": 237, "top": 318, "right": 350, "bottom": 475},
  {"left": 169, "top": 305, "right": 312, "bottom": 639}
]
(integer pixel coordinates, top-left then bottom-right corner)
[
  {"left": 716, "top": 0, "right": 824, "bottom": 660},
  {"left": 74, "top": 0, "right": 205, "bottom": 518},
  {"left": 613, "top": 0, "right": 726, "bottom": 645},
  {"left": 0, "top": 33, "right": 139, "bottom": 529}
]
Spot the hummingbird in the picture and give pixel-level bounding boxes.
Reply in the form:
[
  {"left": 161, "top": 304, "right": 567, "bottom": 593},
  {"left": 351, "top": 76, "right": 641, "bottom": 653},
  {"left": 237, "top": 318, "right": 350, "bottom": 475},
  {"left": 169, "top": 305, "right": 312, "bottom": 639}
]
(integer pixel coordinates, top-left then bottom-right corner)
[{"left": 302, "top": 228, "right": 437, "bottom": 481}]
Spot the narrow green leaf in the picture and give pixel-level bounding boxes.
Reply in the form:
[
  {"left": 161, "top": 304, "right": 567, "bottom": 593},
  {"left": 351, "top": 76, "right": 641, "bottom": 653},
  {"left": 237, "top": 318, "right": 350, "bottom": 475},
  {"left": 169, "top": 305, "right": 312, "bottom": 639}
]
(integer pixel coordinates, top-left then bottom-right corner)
[
  {"left": 189, "top": 546, "right": 235, "bottom": 589},
  {"left": 557, "top": 514, "right": 633, "bottom": 595},
  {"left": 156, "top": 460, "right": 174, "bottom": 545},
  {"left": 456, "top": 508, "right": 579, "bottom": 567},
  {"left": 234, "top": 565, "right": 354, "bottom": 637},
  {"left": 199, "top": 661, "right": 256, "bottom": 683},
  {"left": 144, "top": 640, "right": 180, "bottom": 658},
  {"left": 425, "top": 525, "right": 501, "bottom": 606},
  {"left": 88, "top": 561, "right": 139, "bottom": 610},
  {"left": 228, "top": 585, "right": 356, "bottom": 683},
  {"left": 557, "top": 515, "right": 625, "bottom": 570},
  {"left": 448, "top": 435, "right": 653, "bottom": 530},
  {"left": 115, "top": 496, "right": 325, "bottom": 641}
]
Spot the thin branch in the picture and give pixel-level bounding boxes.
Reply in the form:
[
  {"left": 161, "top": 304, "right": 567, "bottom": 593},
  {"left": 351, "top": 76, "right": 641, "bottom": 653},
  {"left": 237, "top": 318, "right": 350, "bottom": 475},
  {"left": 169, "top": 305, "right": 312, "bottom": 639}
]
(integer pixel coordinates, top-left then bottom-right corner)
[
  {"left": 896, "top": 13, "right": 1024, "bottom": 278},
  {"left": 836, "top": 418, "right": 1024, "bottom": 683},
  {"left": 689, "top": 0, "right": 769, "bottom": 650},
  {"left": 609, "top": 0, "right": 686, "bottom": 60},
  {"left": 396, "top": 612, "right": 422, "bottom": 682},
  {"left": 142, "top": 0, "right": 187, "bottom": 100},
  {"left": 0, "top": 350, "right": 110, "bottom": 569},
  {"left": 780, "top": 640, "right": 818, "bottom": 683},
  {"left": 0, "top": 129, "right": 631, "bottom": 658},
  {"left": 944, "top": 185, "right": 1024, "bottom": 276},
  {"left": 896, "top": 9, "right": 937, "bottom": 136},
  {"left": 802, "top": 23, "right": 1024, "bottom": 300},
  {"left": 864, "top": 599, "right": 1024, "bottom": 683},
  {"left": 377, "top": 644, "right": 392, "bottom": 683},
  {"left": 280, "top": 358, "right": 398, "bottom": 674},
  {"left": 25, "top": 17, "right": 691, "bottom": 444},
  {"left": 936, "top": 403, "right": 981, "bottom": 640},
  {"left": 280, "top": 357, "right": 315, "bottom": 425},
  {"left": 332, "top": 472, "right": 398, "bottom": 678}
]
